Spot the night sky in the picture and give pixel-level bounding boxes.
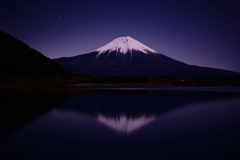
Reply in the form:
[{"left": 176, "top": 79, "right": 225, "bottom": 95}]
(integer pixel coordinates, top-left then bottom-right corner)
[{"left": 1, "top": 0, "right": 240, "bottom": 72}]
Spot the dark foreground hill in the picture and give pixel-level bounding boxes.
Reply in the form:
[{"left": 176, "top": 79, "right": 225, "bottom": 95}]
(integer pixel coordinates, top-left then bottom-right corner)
[{"left": 0, "top": 30, "right": 69, "bottom": 77}]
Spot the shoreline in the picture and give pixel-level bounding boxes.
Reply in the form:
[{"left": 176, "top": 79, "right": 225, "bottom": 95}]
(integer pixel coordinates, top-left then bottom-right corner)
[
  {"left": 0, "top": 83, "right": 155, "bottom": 88},
  {"left": 0, "top": 83, "right": 239, "bottom": 88}
]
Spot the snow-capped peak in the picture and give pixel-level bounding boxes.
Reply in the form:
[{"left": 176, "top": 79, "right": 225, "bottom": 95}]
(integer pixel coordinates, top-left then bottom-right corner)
[{"left": 94, "top": 36, "right": 158, "bottom": 56}]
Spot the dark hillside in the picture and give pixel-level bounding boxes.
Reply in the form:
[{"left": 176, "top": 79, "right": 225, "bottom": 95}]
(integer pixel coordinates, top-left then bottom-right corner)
[{"left": 0, "top": 30, "right": 69, "bottom": 77}]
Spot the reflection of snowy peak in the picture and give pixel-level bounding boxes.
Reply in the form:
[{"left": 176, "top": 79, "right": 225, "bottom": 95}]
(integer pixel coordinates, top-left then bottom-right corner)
[
  {"left": 97, "top": 114, "right": 155, "bottom": 134},
  {"left": 95, "top": 36, "right": 158, "bottom": 56}
]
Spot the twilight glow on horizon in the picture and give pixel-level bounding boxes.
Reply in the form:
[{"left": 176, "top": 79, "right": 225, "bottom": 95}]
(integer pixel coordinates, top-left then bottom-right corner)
[{"left": 1, "top": 0, "right": 240, "bottom": 72}]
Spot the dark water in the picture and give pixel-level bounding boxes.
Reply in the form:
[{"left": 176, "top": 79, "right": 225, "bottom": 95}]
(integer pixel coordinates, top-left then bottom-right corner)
[{"left": 1, "top": 86, "right": 240, "bottom": 160}]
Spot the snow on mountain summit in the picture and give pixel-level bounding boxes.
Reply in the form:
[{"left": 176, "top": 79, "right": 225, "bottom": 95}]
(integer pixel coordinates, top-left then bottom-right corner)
[{"left": 95, "top": 36, "right": 158, "bottom": 56}]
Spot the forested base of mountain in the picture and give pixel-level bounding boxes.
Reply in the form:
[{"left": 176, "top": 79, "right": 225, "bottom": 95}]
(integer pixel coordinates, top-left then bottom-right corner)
[
  {"left": 0, "top": 74, "right": 240, "bottom": 86},
  {"left": 0, "top": 74, "right": 101, "bottom": 84},
  {"left": 183, "top": 76, "right": 240, "bottom": 86},
  {"left": 101, "top": 75, "right": 240, "bottom": 86}
]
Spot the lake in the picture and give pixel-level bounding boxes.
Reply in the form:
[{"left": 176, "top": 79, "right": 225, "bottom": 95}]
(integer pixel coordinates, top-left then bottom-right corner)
[{"left": 0, "top": 86, "right": 240, "bottom": 159}]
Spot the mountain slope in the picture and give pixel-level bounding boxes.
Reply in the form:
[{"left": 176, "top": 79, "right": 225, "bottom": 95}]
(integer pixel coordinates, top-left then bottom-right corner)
[
  {"left": 0, "top": 30, "right": 69, "bottom": 76},
  {"left": 53, "top": 36, "right": 240, "bottom": 79}
]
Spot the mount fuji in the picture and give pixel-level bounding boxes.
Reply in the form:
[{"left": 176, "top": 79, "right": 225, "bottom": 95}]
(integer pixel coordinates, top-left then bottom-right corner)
[{"left": 53, "top": 36, "right": 240, "bottom": 79}]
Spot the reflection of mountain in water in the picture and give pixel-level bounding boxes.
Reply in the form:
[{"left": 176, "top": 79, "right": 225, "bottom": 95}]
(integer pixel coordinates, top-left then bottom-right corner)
[
  {"left": 97, "top": 114, "right": 155, "bottom": 133},
  {"left": 58, "top": 88, "right": 240, "bottom": 134},
  {"left": 59, "top": 89, "right": 240, "bottom": 117}
]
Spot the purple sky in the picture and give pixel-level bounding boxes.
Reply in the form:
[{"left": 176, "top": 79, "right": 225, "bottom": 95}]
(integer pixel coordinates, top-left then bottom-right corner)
[{"left": 1, "top": 0, "right": 240, "bottom": 72}]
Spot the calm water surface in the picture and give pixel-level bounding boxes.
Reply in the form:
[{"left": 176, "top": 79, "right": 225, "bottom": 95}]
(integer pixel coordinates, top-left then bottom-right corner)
[{"left": 0, "top": 86, "right": 240, "bottom": 159}]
